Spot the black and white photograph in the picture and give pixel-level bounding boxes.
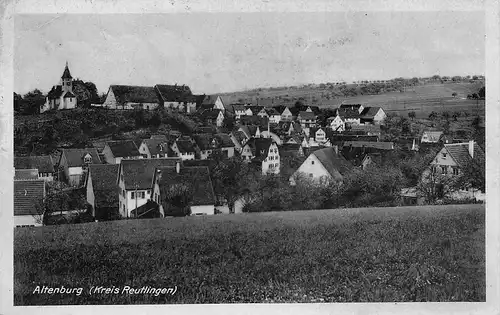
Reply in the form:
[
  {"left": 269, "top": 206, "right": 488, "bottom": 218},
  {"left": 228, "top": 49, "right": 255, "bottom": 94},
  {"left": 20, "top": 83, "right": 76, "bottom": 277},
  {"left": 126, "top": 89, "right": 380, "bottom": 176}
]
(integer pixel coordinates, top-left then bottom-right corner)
[{"left": 3, "top": 0, "right": 499, "bottom": 312}]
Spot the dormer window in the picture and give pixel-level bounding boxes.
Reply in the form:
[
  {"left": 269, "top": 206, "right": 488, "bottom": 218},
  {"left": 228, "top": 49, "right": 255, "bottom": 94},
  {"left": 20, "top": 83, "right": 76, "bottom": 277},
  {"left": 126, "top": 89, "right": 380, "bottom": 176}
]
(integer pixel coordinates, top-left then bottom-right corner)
[{"left": 84, "top": 153, "right": 92, "bottom": 164}]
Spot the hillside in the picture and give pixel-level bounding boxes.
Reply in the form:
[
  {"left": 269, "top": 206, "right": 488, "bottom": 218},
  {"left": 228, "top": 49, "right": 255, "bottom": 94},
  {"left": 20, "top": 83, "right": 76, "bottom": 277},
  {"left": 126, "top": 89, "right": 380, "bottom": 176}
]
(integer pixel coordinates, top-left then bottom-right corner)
[{"left": 14, "top": 204, "right": 485, "bottom": 304}]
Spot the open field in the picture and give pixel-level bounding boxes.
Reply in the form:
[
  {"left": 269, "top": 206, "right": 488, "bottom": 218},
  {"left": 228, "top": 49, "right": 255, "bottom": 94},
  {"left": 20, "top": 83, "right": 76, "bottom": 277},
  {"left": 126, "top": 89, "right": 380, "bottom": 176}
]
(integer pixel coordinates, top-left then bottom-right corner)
[{"left": 14, "top": 204, "right": 485, "bottom": 304}]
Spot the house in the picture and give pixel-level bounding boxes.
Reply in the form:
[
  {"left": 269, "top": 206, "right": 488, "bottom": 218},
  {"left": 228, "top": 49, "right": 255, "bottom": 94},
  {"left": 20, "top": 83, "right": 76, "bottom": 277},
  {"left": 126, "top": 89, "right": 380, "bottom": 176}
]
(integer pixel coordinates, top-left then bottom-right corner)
[
  {"left": 342, "top": 141, "right": 394, "bottom": 150},
  {"left": 117, "top": 158, "right": 182, "bottom": 218},
  {"left": 427, "top": 140, "right": 484, "bottom": 179},
  {"left": 259, "top": 130, "right": 283, "bottom": 145},
  {"left": 278, "top": 143, "right": 305, "bottom": 158},
  {"left": 14, "top": 169, "right": 39, "bottom": 181},
  {"left": 193, "top": 133, "right": 235, "bottom": 159},
  {"left": 102, "top": 85, "right": 159, "bottom": 110},
  {"left": 257, "top": 108, "right": 269, "bottom": 119},
  {"left": 102, "top": 140, "right": 143, "bottom": 164},
  {"left": 233, "top": 104, "right": 248, "bottom": 119},
  {"left": 239, "top": 115, "right": 268, "bottom": 127},
  {"left": 341, "top": 146, "right": 389, "bottom": 168},
  {"left": 420, "top": 131, "right": 444, "bottom": 143},
  {"left": 238, "top": 125, "right": 262, "bottom": 139},
  {"left": 138, "top": 138, "right": 173, "bottom": 159},
  {"left": 339, "top": 104, "right": 364, "bottom": 114},
  {"left": 327, "top": 115, "right": 346, "bottom": 132},
  {"left": 229, "top": 130, "right": 248, "bottom": 153},
  {"left": 297, "top": 111, "right": 317, "bottom": 128},
  {"left": 265, "top": 108, "right": 281, "bottom": 124},
  {"left": 348, "top": 124, "right": 381, "bottom": 136},
  {"left": 308, "top": 127, "right": 327, "bottom": 143},
  {"left": 58, "top": 148, "right": 102, "bottom": 187},
  {"left": 154, "top": 84, "right": 197, "bottom": 113},
  {"left": 200, "top": 95, "right": 226, "bottom": 112},
  {"left": 153, "top": 165, "right": 216, "bottom": 216},
  {"left": 41, "top": 62, "right": 77, "bottom": 113},
  {"left": 247, "top": 105, "right": 264, "bottom": 116},
  {"left": 279, "top": 121, "right": 303, "bottom": 136},
  {"left": 14, "top": 156, "right": 55, "bottom": 181},
  {"left": 14, "top": 180, "right": 46, "bottom": 227},
  {"left": 241, "top": 137, "right": 280, "bottom": 175},
  {"left": 279, "top": 106, "right": 294, "bottom": 122},
  {"left": 361, "top": 153, "right": 383, "bottom": 170},
  {"left": 85, "top": 164, "right": 120, "bottom": 220},
  {"left": 171, "top": 139, "right": 196, "bottom": 160},
  {"left": 200, "top": 109, "right": 224, "bottom": 127},
  {"left": 359, "top": 107, "right": 386, "bottom": 125},
  {"left": 289, "top": 147, "right": 353, "bottom": 186}
]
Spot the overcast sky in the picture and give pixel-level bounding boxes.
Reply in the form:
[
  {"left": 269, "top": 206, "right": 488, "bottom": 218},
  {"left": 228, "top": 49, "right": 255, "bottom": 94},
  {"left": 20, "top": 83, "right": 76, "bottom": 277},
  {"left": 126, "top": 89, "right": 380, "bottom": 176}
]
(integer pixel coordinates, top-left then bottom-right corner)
[{"left": 14, "top": 12, "right": 484, "bottom": 95}]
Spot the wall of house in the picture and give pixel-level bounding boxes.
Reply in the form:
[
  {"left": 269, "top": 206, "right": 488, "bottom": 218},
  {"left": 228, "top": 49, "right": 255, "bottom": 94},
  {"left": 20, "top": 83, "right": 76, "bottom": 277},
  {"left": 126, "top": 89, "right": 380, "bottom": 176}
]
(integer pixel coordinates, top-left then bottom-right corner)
[
  {"left": 269, "top": 115, "right": 281, "bottom": 124},
  {"left": 14, "top": 215, "right": 41, "bottom": 227},
  {"left": 373, "top": 109, "right": 386, "bottom": 124},
  {"left": 102, "top": 88, "right": 117, "bottom": 109},
  {"left": 329, "top": 116, "right": 345, "bottom": 132},
  {"left": 262, "top": 143, "right": 280, "bottom": 175},
  {"left": 200, "top": 149, "right": 213, "bottom": 160},
  {"left": 222, "top": 147, "right": 235, "bottom": 158},
  {"left": 217, "top": 113, "right": 224, "bottom": 127},
  {"left": 118, "top": 168, "right": 153, "bottom": 218},
  {"left": 281, "top": 109, "right": 293, "bottom": 121},
  {"left": 86, "top": 171, "right": 95, "bottom": 215},
  {"left": 139, "top": 142, "right": 151, "bottom": 158},
  {"left": 430, "top": 148, "right": 459, "bottom": 175},
  {"left": 241, "top": 145, "right": 253, "bottom": 161},
  {"left": 68, "top": 166, "right": 84, "bottom": 187},
  {"left": 290, "top": 154, "right": 336, "bottom": 185},
  {"left": 230, "top": 135, "right": 243, "bottom": 153},
  {"left": 102, "top": 145, "right": 116, "bottom": 164},
  {"left": 191, "top": 205, "right": 215, "bottom": 215}
]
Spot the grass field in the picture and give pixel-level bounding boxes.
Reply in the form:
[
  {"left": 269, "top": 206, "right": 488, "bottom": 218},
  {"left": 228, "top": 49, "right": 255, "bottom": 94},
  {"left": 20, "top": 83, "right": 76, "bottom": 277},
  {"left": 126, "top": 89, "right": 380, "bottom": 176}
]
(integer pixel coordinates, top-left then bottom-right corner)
[{"left": 14, "top": 204, "right": 485, "bottom": 305}]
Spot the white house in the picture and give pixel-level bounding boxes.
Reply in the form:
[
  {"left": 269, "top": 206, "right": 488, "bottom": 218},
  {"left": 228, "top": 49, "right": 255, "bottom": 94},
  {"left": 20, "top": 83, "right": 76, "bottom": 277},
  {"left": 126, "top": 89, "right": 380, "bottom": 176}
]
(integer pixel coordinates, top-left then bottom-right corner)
[
  {"left": 138, "top": 138, "right": 171, "bottom": 159},
  {"left": 280, "top": 107, "right": 293, "bottom": 121},
  {"left": 42, "top": 62, "right": 77, "bottom": 113},
  {"left": 14, "top": 156, "right": 55, "bottom": 182},
  {"left": 327, "top": 115, "right": 345, "bottom": 132},
  {"left": 265, "top": 108, "right": 282, "bottom": 124},
  {"left": 14, "top": 180, "right": 46, "bottom": 227},
  {"left": 290, "top": 147, "right": 353, "bottom": 186},
  {"left": 241, "top": 137, "right": 280, "bottom": 175},
  {"left": 257, "top": 108, "right": 269, "bottom": 119},
  {"left": 102, "top": 85, "right": 160, "bottom": 110},
  {"left": 171, "top": 139, "right": 196, "bottom": 160},
  {"left": 233, "top": 104, "right": 248, "bottom": 119},
  {"left": 153, "top": 165, "right": 216, "bottom": 216},
  {"left": 200, "top": 95, "right": 226, "bottom": 112},
  {"left": 117, "top": 158, "right": 181, "bottom": 218},
  {"left": 359, "top": 107, "right": 387, "bottom": 125},
  {"left": 201, "top": 109, "right": 225, "bottom": 127},
  {"left": 421, "top": 131, "right": 444, "bottom": 144},
  {"left": 58, "top": 148, "right": 102, "bottom": 187},
  {"left": 155, "top": 84, "right": 197, "bottom": 113}
]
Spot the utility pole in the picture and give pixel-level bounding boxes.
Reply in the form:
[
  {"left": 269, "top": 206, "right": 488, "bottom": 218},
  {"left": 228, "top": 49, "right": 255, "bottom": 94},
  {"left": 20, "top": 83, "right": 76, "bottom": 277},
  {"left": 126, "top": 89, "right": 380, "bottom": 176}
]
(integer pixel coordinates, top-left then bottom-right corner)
[{"left": 135, "top": 184, "right": 138, "bottom": 219}]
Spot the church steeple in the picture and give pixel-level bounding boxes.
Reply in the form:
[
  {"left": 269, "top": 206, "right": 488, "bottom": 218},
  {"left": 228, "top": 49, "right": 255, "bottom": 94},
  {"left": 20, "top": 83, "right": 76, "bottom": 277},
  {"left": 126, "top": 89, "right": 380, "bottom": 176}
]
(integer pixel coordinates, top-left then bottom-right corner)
[
  {"left": 61, "top": 61, "right": 72, "bottom": 80},
  {"left": 61, "top": 61, "right": 73, "bottom": 93}
]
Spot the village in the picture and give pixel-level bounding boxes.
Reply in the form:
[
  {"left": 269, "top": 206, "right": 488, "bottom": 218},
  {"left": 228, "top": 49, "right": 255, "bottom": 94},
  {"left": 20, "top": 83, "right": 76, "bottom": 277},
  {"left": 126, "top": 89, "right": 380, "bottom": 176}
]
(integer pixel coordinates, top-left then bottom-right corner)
[{"left": 13, "top": 63, "right": 486, "bottom": 227}]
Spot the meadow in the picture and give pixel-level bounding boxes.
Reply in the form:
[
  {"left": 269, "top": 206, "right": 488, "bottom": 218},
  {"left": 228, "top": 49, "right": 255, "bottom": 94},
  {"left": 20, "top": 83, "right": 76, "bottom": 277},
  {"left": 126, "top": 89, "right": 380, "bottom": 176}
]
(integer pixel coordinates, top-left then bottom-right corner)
[{"left": 14, "top": 204, "right": 485, "bottom": 305}]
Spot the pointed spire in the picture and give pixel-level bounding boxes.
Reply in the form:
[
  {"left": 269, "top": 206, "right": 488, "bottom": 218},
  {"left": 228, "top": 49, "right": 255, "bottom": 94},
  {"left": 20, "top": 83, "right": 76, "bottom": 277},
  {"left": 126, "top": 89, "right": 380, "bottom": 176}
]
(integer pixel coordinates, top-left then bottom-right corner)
[{"left": 61, "top": 61, "right": 72, "bottom": 79}]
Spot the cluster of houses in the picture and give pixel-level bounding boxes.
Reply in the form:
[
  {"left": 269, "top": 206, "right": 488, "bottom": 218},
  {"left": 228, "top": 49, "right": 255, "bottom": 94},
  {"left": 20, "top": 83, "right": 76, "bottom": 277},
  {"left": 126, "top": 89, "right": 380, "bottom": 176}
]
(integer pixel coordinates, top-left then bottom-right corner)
[{"left": 16, "top": 65, "right": 484, "bottom": 227}]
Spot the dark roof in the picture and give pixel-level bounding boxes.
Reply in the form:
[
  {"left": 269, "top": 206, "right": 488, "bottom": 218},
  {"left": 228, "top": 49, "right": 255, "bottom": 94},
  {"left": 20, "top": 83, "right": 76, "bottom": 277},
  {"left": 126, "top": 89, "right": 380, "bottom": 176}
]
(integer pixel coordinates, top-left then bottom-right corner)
[
  {"left": 61, "top": 63, "right": 72, "bottom": 79},
  {"left": 279, "top": 143, "right": 302, "bottom": 157},
  {"left": 14, "top": 180, "right": 45, "bottom": 216},
  {"left": 157, "top": 166, "right": 215, "bottom": 206},
  {"left": 273, "top": 105, "right": 289, "bottom": 115},
  {"left": 121, "top": 158, "right": 181, "bottom": 190},
  {"left": 421, "top": 131, "right": 444, "bottom": 143},
  {"left": 265, "top": 107, "right": 280, "bottom": 116},
  {"left": 231, "top": 130, "right": 248, "bottom": 143},
  {"left": 298, "top": 111, "right": 316, "bottom": 120},
  {"left": 150, "top": 135, "right": 168, "bottom": 141},
  {"left": 348, "top": 124, "right": 381, "bottom": 134},
  {"left": 342, "top": 141, "right": 394, "bottom": 150},
  {"left": 14, "top": 156, "right": 55, "bottom": 173},
  {"left": 154, "top": 84, "right": 194, "bottom": 103},
  {"left": 14, "top": 169, "right": 39, "bottom": 180},
  {"left": 47, "top": 85, "right": 63, "bottom": 99},
  {"left": 340, "top": 104, "right": 363, "bottom": 109},
  {"left": 62, "top": 148, "right": 102, "bottom": 167},
  {"left": 200, "top": 109, "right": 222, "bottom": 120},
  {"left": 445, "top": 142, "right": 485, "bottom": 168},
  {"left": 360, "top": 107, "right": 383, "bottom": 119},
  {"left": 142, "top": 139, "right": 170, "bottom": 156},
  {"left": 244, "top": 137, "right": 274, "bottom": 160},
  {"left": 88, "top": 164, "right": 120, "bottom": 208},
  {"left": 106, "top": 140, "right": 141, "bottom": 158},
  {"left": 341, "top": 146, "right": 388, "bottom": 166},
  {"left": 130, "top": 200, "right": 160, "bottom": 218},
  {"left": 63, "top": 91, "right": 76, "bottom": 98},
  {"left": 239, "top": 115, "right": 268, "bottom": 127},
  {"left": 336, "top": 108, "right": 361, "bottom": 119},
  {"left": 232, "top": 104, "right": 246, "bottom": 112},
  {"left": 193, "top": 134, "right": 213, "bottom": 151},
  {"left": 313, "top": 147, "right": 353, "bottom": 177},
  {"left": 247, "top": 105, "right": 264, "bottom": 115},
  {"left": 215, "top": 133, "right": 235, "bottom": 148},
  {"left": 110, "top": 85, "right": 159, "bottom": 105},
  {"left": 195, "top": 126, "right": 217, "bottom": 134},
  {"left": 175, "top": 140, "right": 196, "bottom": 153},
  {"left": 201, "top": 95, "right": 221, "bottom": 106}
]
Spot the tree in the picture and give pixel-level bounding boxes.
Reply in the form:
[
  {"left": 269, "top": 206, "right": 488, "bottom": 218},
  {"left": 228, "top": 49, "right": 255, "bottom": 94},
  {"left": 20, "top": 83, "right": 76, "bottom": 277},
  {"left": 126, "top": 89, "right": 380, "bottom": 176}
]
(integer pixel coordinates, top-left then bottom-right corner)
[
  {"left": 161, "top": 182, "right": 193, "bottom": 217},
  {"left": 441, "top": 111, "right": 450, "bottom": 120},
  {"left": 452, "top": 92, "right": 458, "bottom": 98},
  {"left": 416, "top": 169, "right": 458, "bottom": 204},
  {"left": 408, "top": 111, "right": 416, "bottom": 121},
  {"left": 428, "top": 111, "right": 438, "bottom": 120},
  {"left": 22, "top": 89, "right": 45, "bottom": 115},
  {"left": 454, "top": 157, "right": 485, "bottom": 193},
  {"left": 14, "top": 92, "right": 22, "bottom": 112},
  {"left": 294, "top": 100, "right": 305, "bottom": 108},
  {"left": 72, "top": 79, "right": 99, "bottom": 108},
  {"left": 478, "top": 86, "right": 485, "bottom": 99}
]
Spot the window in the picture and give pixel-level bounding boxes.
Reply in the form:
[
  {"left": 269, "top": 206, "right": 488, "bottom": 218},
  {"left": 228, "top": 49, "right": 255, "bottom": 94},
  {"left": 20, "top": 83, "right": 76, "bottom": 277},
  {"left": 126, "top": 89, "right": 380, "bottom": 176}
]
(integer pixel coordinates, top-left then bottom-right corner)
[
  {"left": 123, "top": 205, "right": 125, "bottom": 213},
  {"left": 309, "top": 173, "right": 313, "bottom": 178},
  {"left": 431, "top": 166, "right": 437, "bottom": 174},
  {"left": 311, "top": 160, "right": 315, "bottom": 165},
  {"left": 442, "top": 153, "right": 447, "bottom": 158},
  {"left": 452, "top": 167, "right": 459, "bottom": 175},
  {"left": 122, "top": 189, "right": 125, "bottom": 197},
  {"left": 131, "top": 192, "right": 135, "bottom": 199},
  {"left": 147, "top": 190, "right": 151, "bottom": 195},
  {"left": 441, "top": 166, "right": 447, "bottom": 174},
  {"left": 140, "top": 192, "right": 145, "bottom": 199}
]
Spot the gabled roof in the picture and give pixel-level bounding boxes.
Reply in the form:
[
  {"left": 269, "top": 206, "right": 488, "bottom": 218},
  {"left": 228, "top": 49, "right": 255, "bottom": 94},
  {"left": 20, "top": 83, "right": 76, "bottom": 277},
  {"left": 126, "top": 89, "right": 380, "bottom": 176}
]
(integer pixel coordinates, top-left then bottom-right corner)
[
  {"left": 110, "top": 85, "right": 159, "bottom": 105},
  {"left": 339, "top": 104, "right": 363, "bottom": 109},
  {"left": 265, "top": 107, "right": 280, "bottom": 116},
  {"left": 61, "top": 148, "right": 102, "bottom": 167},
  {"left": 47, "top": 85, "right": 63, "bottom": 99},
  {"left": 312, "top": 147, "right": 353, "bottom": 177},
  {"left": 244, "top": 137, "right": 274, "bottom": 161},
  {"left": 201, "top": 95, "right": 221, "bottom": 106},
  {"left": 150, "top": 134, "right": 168, "bottom": 141},
  {"left": 232, "top": 104, "right": 246, "bottom": 112},
  {"left": 88, "top": 164, "right": 120, "bottom": 208},
  {"left": 336, "top": 108, "right": 361, "bottom": 119},
  {"left": 231, "top": 130, "right": 248, "bottom": 143},
  {"left": 142, "top": 138, "right": 170, "bottom": 156},
  {"left": 121, "top": 158, "right": 181, "bottom": 190},
  {"left": 274, "top": 105, "right": 289, "bottom": 115},
  {"left": 342, "top": 141, "right": 394, "bottom": 150},
  {"left": 157, "top": 166, "right": 215, "bottom": 206},
  {"left": 348, "top": 124, "right": 381, "bottom": 133},
  {"left": 200, "top": 109, "right": 222, "bottom": 119},
  {"left": 360, "top": 107, "right": 383, "bottom": 118},
  {"left": 175, "top": 139, "right": 196, "bottom": 153},
  {"left": 421, "top": 131, "right": 444, "bottom": 143},
  {"left": 154, "top": 84, "right": 194, "bottom": 103},
  {"left": 63, "top": 91, "right": 76, "bottom": 98},
  {"left": 14, "top": 180, "right": 45, "bottom": 216},
  {"left": 247, "top": 105, "right": 264, "bottom": 115},
  {"left": 279, "top": 143, "right": 302, "bottom": 157},
  {"left": 193, "top": 134, "right": 214, "bottom": 151},
  {"left": 106, "top": 140, "right": 141, "bottom": 158},
  {"left": 215, "top": 133, "right": 235, "bottom": 148},
  {"left": 239, "top": 115, "right": 268, "bottom": 127},
  {"left": 14, "top": 169, "right": 39, "bottom": 180},
  {"left": 444, "top": 142, "right": 485, "bottom": 168},
  {"left": 61, "top": 63, "right": 72, "bottom": 79},
  {"left": 298, "top": 111, "right": 316, "bottom": 120},
  {"left": 14, "top": 156, "right": 55, "bottom": 173}
]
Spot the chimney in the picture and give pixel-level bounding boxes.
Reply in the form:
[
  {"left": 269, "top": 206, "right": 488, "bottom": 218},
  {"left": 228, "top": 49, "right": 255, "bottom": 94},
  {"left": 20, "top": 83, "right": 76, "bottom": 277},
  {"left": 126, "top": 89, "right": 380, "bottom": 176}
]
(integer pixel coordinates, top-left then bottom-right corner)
[
  {"left": 333, "top": 145, "right": 339, "bottom": 155},
  {"left": 468, "top": 140, "right": 474, "bottom": 158},
  {"left": 176, "top": 160, "right": 180, "bottom": 174}
]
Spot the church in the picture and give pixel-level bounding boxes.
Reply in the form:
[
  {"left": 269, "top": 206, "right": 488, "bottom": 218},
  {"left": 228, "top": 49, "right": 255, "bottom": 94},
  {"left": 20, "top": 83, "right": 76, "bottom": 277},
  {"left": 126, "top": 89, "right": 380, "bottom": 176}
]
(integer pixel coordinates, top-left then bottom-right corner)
[{"left": 42, "top": 62, "right": 77, "bottom": 113}]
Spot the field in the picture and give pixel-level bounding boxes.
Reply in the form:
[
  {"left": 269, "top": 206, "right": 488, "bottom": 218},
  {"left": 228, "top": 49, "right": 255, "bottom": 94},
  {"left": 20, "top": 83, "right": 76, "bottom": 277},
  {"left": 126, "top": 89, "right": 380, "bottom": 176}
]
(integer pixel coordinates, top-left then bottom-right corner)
[
  {"left": 223, "top": 83, "right": 485, "bottom": 118},
  {"left": 14, "top": 204, "right": 485, "bottom": 305}
]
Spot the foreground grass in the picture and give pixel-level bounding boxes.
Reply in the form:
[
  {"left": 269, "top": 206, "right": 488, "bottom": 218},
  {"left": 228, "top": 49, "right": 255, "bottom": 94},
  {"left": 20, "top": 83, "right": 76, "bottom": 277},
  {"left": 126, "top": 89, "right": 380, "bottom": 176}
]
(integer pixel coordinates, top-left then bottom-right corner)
[{"left": 14, "top": 204, "right": 485, "bottom": 304}]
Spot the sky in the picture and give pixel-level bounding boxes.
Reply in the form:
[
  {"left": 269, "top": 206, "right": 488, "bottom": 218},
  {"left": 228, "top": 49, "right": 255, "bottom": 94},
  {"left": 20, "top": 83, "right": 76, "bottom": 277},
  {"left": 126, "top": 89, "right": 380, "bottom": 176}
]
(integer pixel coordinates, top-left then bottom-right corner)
[{"left": 14, "top": 12, "right": 484, "bottom": 95}]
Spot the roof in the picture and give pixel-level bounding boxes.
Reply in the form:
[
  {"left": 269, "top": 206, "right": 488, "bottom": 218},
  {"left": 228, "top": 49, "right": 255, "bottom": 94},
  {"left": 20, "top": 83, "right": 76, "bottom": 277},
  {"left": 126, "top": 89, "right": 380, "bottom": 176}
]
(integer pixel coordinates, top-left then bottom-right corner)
[
  {"left": 14, "top": 180, "right": 45, "bottom": 216},
  {"left": 265, "top": 108, "right": 280, "bottom": 116},
  {"left": 121, "top": 158, "right": 181, "bottom": 190},
  {"left": 201, "top": 95, "right": 221, "bottom": 106},
  {"left": 239, "top": 115, "right": 268, "bottom": 127},
  {"left": 360, "top": 107, "right": 382, "bottom": 119},
  {"left": 444, "top": 142, "right": 485, "bottom": 168},
  {"left": 201, "top": 109, "right": 222, "bottom": 120},
  {"left": 342, "top": 141, "right": 394, "bottom": 150},
  {"left": 150, "top": 134, "right": 168, "bottom": 141},
  {"left": 244, "top": 137, "right": 274, "bottom": 160},
  {"left": 312, "top": 147, "right": 353, "bottom": 177},
  {"left": 47, "top": 85, "right": 63, "bottom": 99},
  {"left": 421, "top": 131, "right": 444, "bottom": 143},
  {"left": 232, "top": 130, "right": 248, "bottom": 143},
  {"left": 106, "top": 140, "right": 141, "bottom": 158},
  {"left": 157, "top": 166, "right": 216, "bottom": 206},
  {"left": 88, "top": 164, "right": 120, "bottom": 208},
  {"left": 14, "top": 156, "right": 55, "bottom": 173},
  {"left": 336, "top": 108, "right": 361, "bottom": 119},
  {"left": 175, "top": 140, "right": 196, "bottom": 153},
  {"left": 63, "top": 91, "right": 76, "bottom": 98},
  {"left": 61, "top": 63, "right": 72, "bottom": 79},
  {"left": 110, "top": 85, "right": 159, "bottom": 105},
  {"left": 142, "top": 138, "right": 170, "bottom": 156},
  {"left": 62, "top": 148, "right": 102, "bottom": 167},
  {"left": 298, "top": 111, "right": 316, "bottom": 120},
  {"left": 349, "top": 124, "right": 381, "bottom": 133},
  {"left": 215, "top": 133, "right": 235, "bottom": 148},
  {"left": 233, "top": 104, "right": 246, "bottom": 112},
  {"left": 14, "top": 169, "right": 39, "bottom": 180},
  {"left": 154, "top": 84, "right": 194, "bottom": 103},
  {"left": 279, "top": 143, "right": 302, "bottom": 157},
  {"left": 340, "top": 104, "right": 363, "bottom": 109},
  {"left": 247, "top": 105, "right": 264, "bottom": 115}
]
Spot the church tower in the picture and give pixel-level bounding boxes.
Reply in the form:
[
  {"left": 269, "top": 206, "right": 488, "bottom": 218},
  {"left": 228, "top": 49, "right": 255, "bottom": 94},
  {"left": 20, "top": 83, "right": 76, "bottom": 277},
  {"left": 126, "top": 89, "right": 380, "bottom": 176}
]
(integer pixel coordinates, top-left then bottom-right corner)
[{"left": 61, "top": 61, "right": 73, "bottom": 93}]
